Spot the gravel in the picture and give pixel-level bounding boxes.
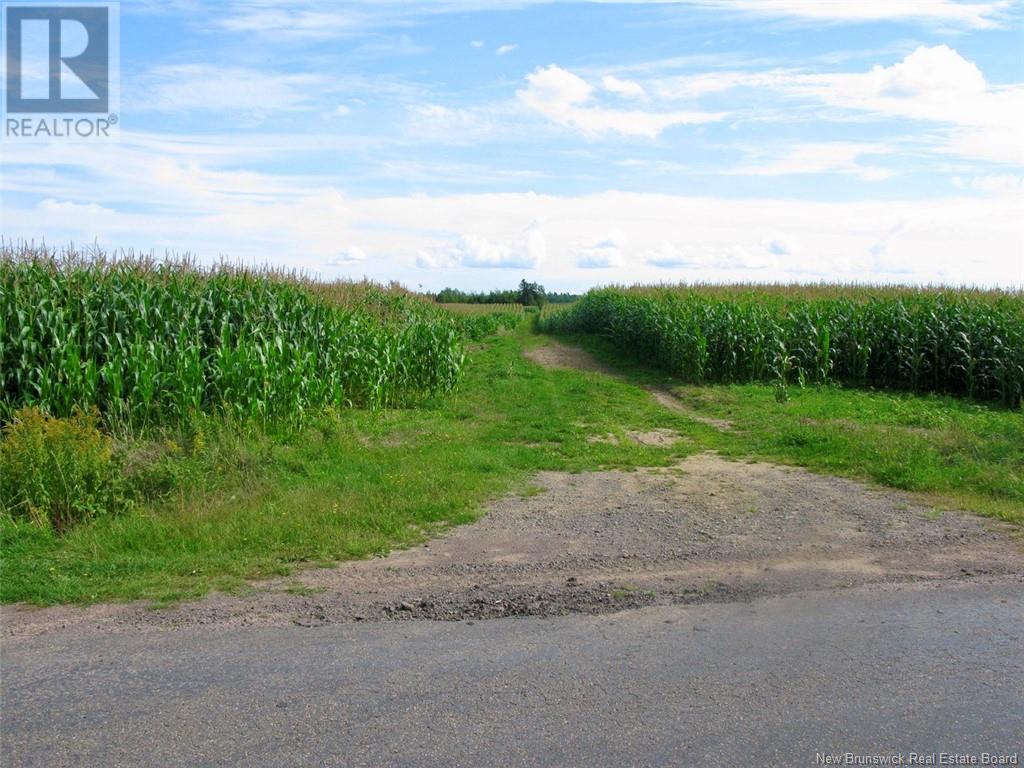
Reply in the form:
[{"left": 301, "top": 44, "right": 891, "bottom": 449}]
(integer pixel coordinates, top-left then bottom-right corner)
[{"left": 5, "top": 452, "right": 1020, "bottom": 638}]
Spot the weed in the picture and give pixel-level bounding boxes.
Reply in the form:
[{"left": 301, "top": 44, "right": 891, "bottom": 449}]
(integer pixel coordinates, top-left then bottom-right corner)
[{"left": 0, "top": 406, "right": 128, "bottom": 532}]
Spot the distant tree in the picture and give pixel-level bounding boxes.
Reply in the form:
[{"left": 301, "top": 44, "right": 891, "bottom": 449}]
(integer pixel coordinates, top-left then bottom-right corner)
[
  {"left": 433, "top": 282, "right": 571, "bottom": 306},
  {"left": 436, "top": 287, "right": 468, "bottom": 303},
  {"left": 545, "top": 292, "right": 579, "bottom": 304},
  {"left": 516, "top": 280, "right": 547, "bottom": 308}
]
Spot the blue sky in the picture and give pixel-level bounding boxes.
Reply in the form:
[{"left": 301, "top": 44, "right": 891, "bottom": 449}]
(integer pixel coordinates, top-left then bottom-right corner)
[{"left": 2, "top": 0, "right": 1023, "bottom": 290}]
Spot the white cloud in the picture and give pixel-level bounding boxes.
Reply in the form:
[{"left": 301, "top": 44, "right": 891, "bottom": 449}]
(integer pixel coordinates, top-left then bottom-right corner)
[
  {"left": 38, "top": 198, "right": 117, "bottom": 217},
  {"left": 647, "top": 46, "right": 1024, "bottom": 167},
  {"left": 789, "top": 45, "right": 988, "bottom": 115},
  {"left": 132, "top": 65, "right": 324, "bottom": 113},
  {"left": 405, "top": 103, "right": 504, "bottom": 142},
  {"left": 778, "top": 46, "right": 1024, "bottom": 165},
  {"left": 207, "top": 1, "right": 1013, "bottom": 38},
  {"left": 523, "top": 64, "right": 593, "bottom": 106},
  {"left": 601, "top": 75, "right": 647, "bottom": 100},
  {"left": 5, "top": 124, "right": 1022, "bottom": 287},
  {"left": 651, "top": 70, "right": 759, "bottom": 100},
  {"left": 645, "top": 241, "right": 779, "bottom": 271},
  {"left": 416, "top": 249, "right": 448, "bottom": 269},
  {"left": 215, "top": 8, "right": 365, "bottom": 40},
  {"left": 728, "top": 142, "right": 894, "bottom": 180},
  {"left": 334, "top": 104, "right": 352, "bottom": 116},
  {"left": 409, "top": 103, "right": 473, "bottom": 125},
  {"left": 671, "top": 0, "right": 1013, "bottom": 29},
  {"left": 419, "top": 220, "right": 546, "bottom": 269},
  {"left": 574, "top": 231, "right": 628, "bottom": 268},
  {"left": 353, "top": 34, "right": 429, "bottom": 57},
  {"left": 645, "top": 241, "right": 701, "bottom": 268},
  {"left": 470, "top": 40, "right": 484, "bottom": 48},
  {"left": 953, "top": 174, "right": 1024, "bottom": 196},
  {"left": 764, "top": 236, "right": 800, "bottom": 256},
  {"left": 328, "top": 246, "right": 367, "bottom": 265},
  {"left": 453, "top": 234, "right": 536, "bottom": 268},
  {"left": 7, "top": 187, "right": 1022, "bottom": 286},
  {"left": 496, "top": 43, "right": 518, "bottom": 55},
  {"left": 517, "top": 65, "right": 726, "bottom": 138},
  {"left": 716, "top": 245, "right": 778, "bottom": 270}
]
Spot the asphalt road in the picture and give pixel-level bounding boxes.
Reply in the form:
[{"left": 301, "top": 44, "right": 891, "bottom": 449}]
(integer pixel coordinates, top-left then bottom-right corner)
[{"left": 2, "top": 579, "right": 1022, "bottom": 768}]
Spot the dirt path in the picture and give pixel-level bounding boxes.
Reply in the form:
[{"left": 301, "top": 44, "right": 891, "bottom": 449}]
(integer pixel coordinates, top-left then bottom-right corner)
[
  {"left": 6, "top": 452, "right": 1020, "bottom": 637},
  {"left": 523, "top": 340, "right": 735, "bottom": 429},
  {"left": 3, "top": 340, "right": 1020, "bottom": 638}
]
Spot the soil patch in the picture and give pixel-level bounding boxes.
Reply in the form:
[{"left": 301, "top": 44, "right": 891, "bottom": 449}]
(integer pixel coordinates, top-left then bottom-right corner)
[{"left": 5, "top": 453, "right": 1019, "bottom": 637}]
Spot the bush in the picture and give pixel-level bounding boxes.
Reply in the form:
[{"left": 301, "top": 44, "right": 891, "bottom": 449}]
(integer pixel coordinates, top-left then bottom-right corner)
[{"left": 0, "top": 407, "right": 127, "bottom": 532}]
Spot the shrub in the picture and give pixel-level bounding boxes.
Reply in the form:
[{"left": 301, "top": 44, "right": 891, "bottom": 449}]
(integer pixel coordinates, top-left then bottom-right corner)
[{"left": 0, "top": 406, "right": 127, "bottom": 531}]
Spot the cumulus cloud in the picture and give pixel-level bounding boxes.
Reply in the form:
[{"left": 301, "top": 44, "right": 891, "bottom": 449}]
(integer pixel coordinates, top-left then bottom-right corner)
[
  {"left": 645, "top": 241, "right": 780, "bottom": 271},
  {"left": 522, "top": 65, "right": 593, "bottom": 107},
  {"left": 454, "top": 233, "right": 536, "bottom": 268},
  {"left": 649, "top": 46, "right": 1023, "bottom": 167},
  {"left": 419, "top": 220, "right": 546, "bottom": 269},
  {"left": 715, "top": 246, "right": 778, "bottom": 271},
  {"left": 517, "top": 65, "right": 725, "bottom": 138},
  {"left": 496, "top": 43, "right": 518, "bottom": 55},
  {"left": 645, "top": 242, "right": 702, "bottom": 268},
  {"left": 790, "top": 45, "right": 988, "bottom": 115},
  {"left": 6, "top": 142, "right": 1022, "bottom": 287},
  {"left": 780, "top": 46, "right": 1024, "bottom": 165},
  {"left": 574, "top": 231, "right": 628, "bottom": 268},
  {"left": 327, "top": 246, "right": 367, "bottom": 265},
  {"left": 416, "top": 249, "right": 448, "bottom": 269}
]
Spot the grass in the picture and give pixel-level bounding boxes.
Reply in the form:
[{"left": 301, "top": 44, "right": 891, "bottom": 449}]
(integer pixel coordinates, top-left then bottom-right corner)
[
  {"left": 3, "top": 320, "right": 1020, "bottom": 606},
  {"left": 566, "top": 331, "right": 1024, "bottom": 524},
  {"left": 0, "top": 325, "right": 699, "bottom": 605}
]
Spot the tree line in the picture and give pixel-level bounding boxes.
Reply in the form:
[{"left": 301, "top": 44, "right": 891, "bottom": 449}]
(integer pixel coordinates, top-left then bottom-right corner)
[{"left": 435, "top": 280, "right": 578, "bottom": 307}]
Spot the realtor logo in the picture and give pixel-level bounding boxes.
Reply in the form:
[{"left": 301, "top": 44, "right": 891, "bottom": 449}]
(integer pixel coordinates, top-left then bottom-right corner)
[
  {"left": 6, "top": 5, "right": 108, "bottom": 112},
  {"left": 3, "top": 2, "right": 119, "bottom": 138}
]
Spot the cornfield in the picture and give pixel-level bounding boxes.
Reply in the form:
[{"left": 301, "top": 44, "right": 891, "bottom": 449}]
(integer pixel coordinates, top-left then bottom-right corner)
[
  {"left": 0, "top": 246, "right": 490, "bottom": 430},
  {"left": 437, "top": 303, "right": 523, "bottom": 339},
  {"left": 538, "top": 286, "right": 1024, "bottom": 407},
  {"left": 437, "top": 302, "right": 523, "bottom": 315}
]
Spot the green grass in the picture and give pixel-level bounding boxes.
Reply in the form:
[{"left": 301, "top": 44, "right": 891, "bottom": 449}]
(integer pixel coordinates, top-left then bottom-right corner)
[
  {"left": 3, "top": 322, "right": 1020, "bottom": 606},
  {"left": 0, "top": 325, "right": 699, "bottom": 605},
  {"left": 567, "top": 331, "right": 1024, "bottom": 524}
]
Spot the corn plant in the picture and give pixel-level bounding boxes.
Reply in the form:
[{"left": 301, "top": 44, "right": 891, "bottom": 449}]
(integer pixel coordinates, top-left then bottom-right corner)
[
  {"left": 538, "top": 285, "right": 1024, "bottom": 407},
  {"left": 0, "top": 245, "right": 501, "bottom": 431}
]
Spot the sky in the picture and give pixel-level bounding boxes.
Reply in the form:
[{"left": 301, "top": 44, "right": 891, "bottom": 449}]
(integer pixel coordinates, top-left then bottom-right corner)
[{"left": 1, "top": 0, "right": 1023, "bottom": 292}]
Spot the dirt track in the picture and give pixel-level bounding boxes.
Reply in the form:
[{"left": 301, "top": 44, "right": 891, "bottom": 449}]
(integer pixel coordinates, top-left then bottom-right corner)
[{"left": 3, "top": 342, "right": 1021, "bottom": 637}]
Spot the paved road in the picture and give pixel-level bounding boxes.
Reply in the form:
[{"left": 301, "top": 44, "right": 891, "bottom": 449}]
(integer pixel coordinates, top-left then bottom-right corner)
[{"left": 2, "top": 579, "right": 1022, "bottom": 768}]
